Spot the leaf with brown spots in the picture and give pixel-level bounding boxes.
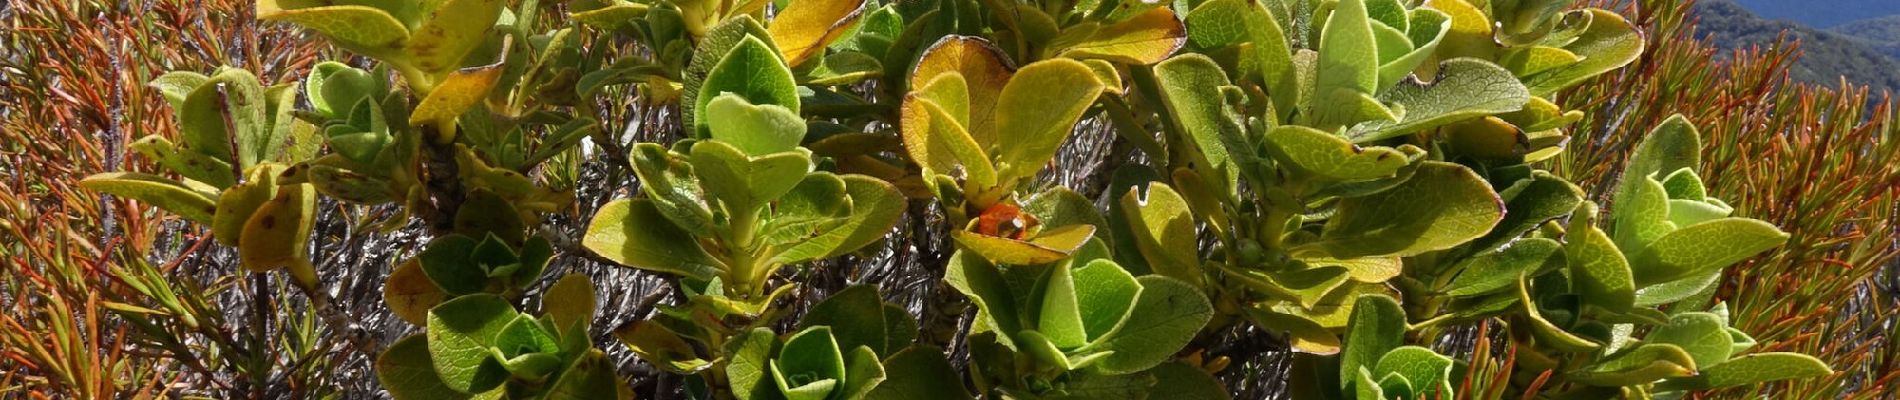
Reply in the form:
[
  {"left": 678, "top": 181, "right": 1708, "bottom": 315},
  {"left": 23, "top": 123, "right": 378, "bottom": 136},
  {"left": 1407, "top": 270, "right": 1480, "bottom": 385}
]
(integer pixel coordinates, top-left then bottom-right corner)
[{"left": 239, "top": 182, "right": 317, "bottom": 272}]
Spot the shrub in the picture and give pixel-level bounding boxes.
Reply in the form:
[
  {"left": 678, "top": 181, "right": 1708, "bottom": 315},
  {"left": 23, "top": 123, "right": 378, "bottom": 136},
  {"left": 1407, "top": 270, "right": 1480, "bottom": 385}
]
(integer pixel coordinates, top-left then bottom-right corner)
[{"left": 52, "top": 0, "right": 1844, "bottom": 398}]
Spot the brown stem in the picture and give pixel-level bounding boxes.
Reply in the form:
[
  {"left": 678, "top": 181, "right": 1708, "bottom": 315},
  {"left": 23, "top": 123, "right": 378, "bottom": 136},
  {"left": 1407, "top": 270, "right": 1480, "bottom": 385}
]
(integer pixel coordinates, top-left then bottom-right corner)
[{"left": 418, "top": 124, "right": 465, "bottom": 234}]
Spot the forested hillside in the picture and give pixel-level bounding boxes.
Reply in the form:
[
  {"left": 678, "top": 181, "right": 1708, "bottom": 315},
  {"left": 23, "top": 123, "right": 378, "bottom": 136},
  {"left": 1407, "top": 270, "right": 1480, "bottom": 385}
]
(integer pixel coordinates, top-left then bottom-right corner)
[
  {"left": 1696, "top": 1, "right": 1900, "bottom": 93},
  {"left": 1730, "top": 0, "right": 1900, "bottom": 27}
]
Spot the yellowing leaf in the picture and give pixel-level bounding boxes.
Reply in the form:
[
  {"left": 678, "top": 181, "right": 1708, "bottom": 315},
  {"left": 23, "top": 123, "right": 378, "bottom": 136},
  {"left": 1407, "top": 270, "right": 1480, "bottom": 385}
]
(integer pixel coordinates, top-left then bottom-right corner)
[
  {"left": 991, "top": 59, "right": 1105, "bottom": 185},
  {"left": 408, "top": 63, "right": 505, "bottom": 131},
  {"left": 212, "top": 165, "right": 285, "bottom": 246},
  {"left": 570, "top": 3, "right": 651, "bottom": 29},
  {"left": 79, "top": 172, "right": 219, "bottom": 224},
  {"left": 768, "top": 0, "right": 869, "bottom": 67},
  {"left": 404, "top": 0, "right": 506, "bottom": 74},
  {"left": 239, "top": 183, "right": 317, "bottom": 272},
  {"left": 257, "top": 4, "right": 410, "bottom": 53},
  {"left": 1298, "top": 162, "right": 1504, "bottom": 258},
  {"left": 952, "top": 225, "right": 1097, "bottom": 265},
  {"left": 909, "top": 36, "right": 1014, "bottom": 144},
  {"left": 1057, "top": 8, "right": 1187, "bottom": 65},
  {"left": 900, "top": 97, "right": 996, "bottom": 189},
  {"left": 383, "top": 258, "right": 446, "bottom": 326}
]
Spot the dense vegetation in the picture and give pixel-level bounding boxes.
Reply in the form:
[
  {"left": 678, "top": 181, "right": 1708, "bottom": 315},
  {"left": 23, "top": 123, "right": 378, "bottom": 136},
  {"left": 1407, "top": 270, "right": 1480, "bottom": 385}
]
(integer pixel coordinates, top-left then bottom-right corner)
[{"left": 3, "top": 0, "right": 1899, "bottom": 399}]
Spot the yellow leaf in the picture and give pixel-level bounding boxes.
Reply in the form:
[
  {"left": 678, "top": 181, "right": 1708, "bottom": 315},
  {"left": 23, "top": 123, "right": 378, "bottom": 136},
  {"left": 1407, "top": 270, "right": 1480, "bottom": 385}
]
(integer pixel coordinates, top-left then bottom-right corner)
[
  {"left": 239, "top": 183, "right": 317, "bottom": 272},
  {"left": 1057, "top": 8, "right": 1188, "bottom": 65},
  {"left": 404, "top": 0, "right": 506, "bottom": 74},
  {"left": 384, "top": 258, "right": 446, "bottom": 326},
  {"left": 408, "top": 63, "right": 505, "bottom": 132},
  {"left": 212, "top": 165, "right": 287, "bottom": 247},
  {"left": 767, "top": 0, "right": 869, "bottom": 67}
]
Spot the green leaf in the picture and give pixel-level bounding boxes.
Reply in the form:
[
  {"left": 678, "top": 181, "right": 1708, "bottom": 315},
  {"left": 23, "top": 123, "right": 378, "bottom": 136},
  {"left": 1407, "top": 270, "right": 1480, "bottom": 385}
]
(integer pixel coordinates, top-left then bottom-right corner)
[
  {"left": 774, "top": 174, "right": 906, "bottom": 262},
  {"left": 759, "top": 172, "right": 851, "bottom": 248},
  {"left": 1072, "top": 259, "right": 1142, "bottom": 343},
  {"left": 1084, "top": 276, "right": 1212, "bottom": 374},
  {"left": 1038, "top": 259, "right": 1090, "bottom": 349},
  {"left": 378, "top": 334, "right": 472, "bottom": 400},
  {"left": 618, "top": 319, "right": 715, "bottom": 374},
  {"left": 767, "top": 0, "right": 869, "bottom": 66},
  {"left": 943, "top": 251, "right": 1022, "bottom": 348},
  {"left": 404, "top": 0, "right": 505, "bottom": 74},
  {"left": 257, "top": 4, "right": 410, "bottom": 55},
  {"left": 1647, "top": 312, "right": 1733, "bottom": 369},
  {"left": 1346, "top": 58, "right": 1531, "bottom": 143},
  {"left": 1144, "top": 362, "right": 1231, "bottom": 400},
  {"left": 727, "top": 328, "right": 779, "bottom": 400},
  {"left": 1052, "top": 369, "right": 1159, "bottom": 399},
  {"left": 707, "top": 93, "right": 808, "bottom": 156},
  {"left": 1263, "top": 125, "right": 1409, "bottom": 182},
  {"left": 1569, "top": 343, "right": 1697, "bottom": 386},
  {"left": 689, "top": 140, "right": 814, "bottom": 214},
  {"left": 543, "top": 274, "right": 597, "bottom": 337},
  {"left": 1631, "top": 218, "right": 1788, "bottom": 285},
  {"left": 1153, "top": 54, "right": 1241, "bottom": 190},
  {"left": 1522, "top": 9, "right": 1644, "bottom": 97},
  {"left": 1223, "top": 265, "right": 1351, "bottom": 308},
  {"left": 1620, "top": 115, "right": 1703, "bottom": 197},
  {"left": 1516, "top": 272, "right": 1601, "bottom": 352},
  {"left": 630, "top": 143, "right": 716, "bottom": 236},
  {"left": 545, "top": 351, "right": 632, "bottom": 399},
  {"left": 838, "top": 346, "right": 888, "bottom": 400},
  {"left": 1340, "top": 295, "right": 1405, "bottom": 388},
  {"left": 1120, "top": 183, "right": 1203, "bottom": 287},
  {"left": 1372, "top": 346, "right": 1454, "bottom": 399},
  {"left": 991, "top": 59, "right": 1106, "bottom": 185},
  {"left": 1299, "top": 161, "right": 1504, "bottom": 258},
  {"left": 1656, "top": 352, "right": 1833, "bottom": 391},
  {"left": 1446, "top": 238, "right": 1562, "bottom": 298},
  {"left": 493, "top": 317, "right": 562, "bottom": 380},
  {"left": 419, "top": 235, "right": 490, "bottom": 295},
  {"left": 1634, "top": 270, "right": 1721, "bottom": 307},
  {"left": 1468, "top": 171, "right": 1583, "bottom": 252},
  {"left": 866, "top": 346, "right": 974, "bottom": 400},
  {"left": 952, "top": 225, "right": 1098, "bottom": 266},
  {"left": 1567, "top": 201, "right": 1636, "bottom": 312},
  {"left": 427, "top": 294, "right": 518, "bottom": 394},
  {"left": 773, "top": 327, "right": 848, "bottom": 400},
  {"left": 181, "top": 68, "right": 269, "bottom": 170},
  {"left": 129, "top": 136, "right": 236, "bottom": 189},
  {"left": 1058, "top": 8, "right": 1188, "bottom": 65},
  {"left": 801, "top": 285, "right": 905, "bottom": 355},
  {"left": 582, "top": 199, "right": 723, "bottom": 280},
  {"left": 696, "top": 35, "right": 801, "bottom": 137},
  {"left": 1318, "top": 0, "right": 1379, "bottom": 97},
  {"left": 684, "top": 16, "right": 779, "bottom": 136},
  {"left": 1377, "top": 9, "right": 1450, "bottom": 89},
  {"left": 148, "top": 71, "right": 208, "bottom": 107}
]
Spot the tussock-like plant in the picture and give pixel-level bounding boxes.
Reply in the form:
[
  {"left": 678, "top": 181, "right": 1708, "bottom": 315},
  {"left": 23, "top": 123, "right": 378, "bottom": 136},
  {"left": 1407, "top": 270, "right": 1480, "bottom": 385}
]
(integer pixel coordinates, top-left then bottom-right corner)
[{"left": 6, "top": 0, "right": 1878, "bottom": 398}]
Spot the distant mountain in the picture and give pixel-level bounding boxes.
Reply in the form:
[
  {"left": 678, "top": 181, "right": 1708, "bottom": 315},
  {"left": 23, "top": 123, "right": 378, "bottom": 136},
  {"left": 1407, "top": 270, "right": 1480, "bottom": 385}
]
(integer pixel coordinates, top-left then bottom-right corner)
[
  {"left": 1831, "top": 15, "right": 1900, "bottom": 60},
  {"left": 1729, "top": 0, "right": 1900, "bottom": 28},
  {"left": 1693, "top": 1, "right": 1900, "bottom": 94}
]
